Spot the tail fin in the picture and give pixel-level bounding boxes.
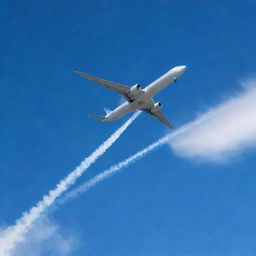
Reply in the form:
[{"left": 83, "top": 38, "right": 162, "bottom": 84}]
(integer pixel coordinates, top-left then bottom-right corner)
[
  {"left": 104, "top": 108, "right": 111, "bottom": 115},
  {"left": 90, "top": 114, "right": 106, "bottom": 122}
]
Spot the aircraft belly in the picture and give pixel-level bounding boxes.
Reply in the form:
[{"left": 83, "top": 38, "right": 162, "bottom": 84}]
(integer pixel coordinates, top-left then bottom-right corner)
[
  {"left": 106, "top": 102, "right": 135, "bottom": 121},
  {"left": 144, "top": 72, "right": 175, "bottom": 96}
]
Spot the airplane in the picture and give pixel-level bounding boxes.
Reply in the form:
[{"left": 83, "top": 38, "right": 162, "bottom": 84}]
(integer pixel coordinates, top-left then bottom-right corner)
[{"left": 74, "top": 65, "right": 186, "bottom": 128}]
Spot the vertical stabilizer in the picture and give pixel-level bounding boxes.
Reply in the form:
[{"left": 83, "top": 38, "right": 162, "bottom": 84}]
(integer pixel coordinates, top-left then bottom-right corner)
[{"left": 104, "top": 108, "right": 111, "bottom": 115}]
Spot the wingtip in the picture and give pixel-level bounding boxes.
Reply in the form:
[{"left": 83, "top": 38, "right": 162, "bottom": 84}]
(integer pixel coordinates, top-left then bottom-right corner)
[{"left": 72, "top": 70, "right": 80, "bottom": 74}]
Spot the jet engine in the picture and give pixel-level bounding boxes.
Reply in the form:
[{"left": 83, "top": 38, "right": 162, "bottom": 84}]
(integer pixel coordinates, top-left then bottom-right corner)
[
  {"left": 130, "top": 84, "right": 141, "bottom": 92},
  {"left": 151, "top": 102, "right": 162, "bottom": 112}
]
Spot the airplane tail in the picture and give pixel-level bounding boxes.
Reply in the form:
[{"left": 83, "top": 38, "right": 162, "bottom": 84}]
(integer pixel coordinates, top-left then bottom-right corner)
[
  {"left": 104, "top": 108, "right": 111, "bottom": 115},
  {"left": 90, "top": 114, "right": 106, "bottom": 122}
]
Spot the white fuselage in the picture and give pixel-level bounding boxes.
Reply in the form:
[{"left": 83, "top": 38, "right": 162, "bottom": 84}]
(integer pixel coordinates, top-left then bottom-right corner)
[{"left": 104, "top": 65, "right": 186, "bottom": 122}]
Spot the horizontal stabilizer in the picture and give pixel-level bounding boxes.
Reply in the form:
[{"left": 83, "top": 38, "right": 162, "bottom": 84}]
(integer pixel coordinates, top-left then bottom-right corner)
[{"left": 90, "top": 114, "right": 106, "bottom": 122}]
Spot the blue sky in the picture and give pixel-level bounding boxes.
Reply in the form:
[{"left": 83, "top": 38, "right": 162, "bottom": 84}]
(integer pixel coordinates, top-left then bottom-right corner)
[{"left": 1, "top": 0, "right": 256, "bottom": 255}]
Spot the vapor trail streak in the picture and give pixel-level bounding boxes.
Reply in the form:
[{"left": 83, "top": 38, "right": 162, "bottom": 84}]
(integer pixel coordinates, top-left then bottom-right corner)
[
  {"left": 0, "top": 112, "right": 140, "bottom": 256},
  {"left": 63, "top": 85, "right": 256, "bottom": 202},
  {"left": 61, "top": 120, "right": 195, "bottom": 202}
]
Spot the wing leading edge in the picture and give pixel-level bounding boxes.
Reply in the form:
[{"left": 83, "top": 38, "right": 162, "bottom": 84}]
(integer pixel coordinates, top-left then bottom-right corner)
[
  {"left": 74, "top": 71, "right": 134, "bottom": 102},
  {"left": 143, "top": 109, "right": 173, "bottom": 129}
]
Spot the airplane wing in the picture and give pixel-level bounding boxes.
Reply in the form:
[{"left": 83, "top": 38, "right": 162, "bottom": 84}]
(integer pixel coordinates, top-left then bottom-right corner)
[
  {"left": 74, "top": 71, "right": 134, "bottom": 102},
  {"left": 143, "top": 108, "right": 173, "bottom": 128}
]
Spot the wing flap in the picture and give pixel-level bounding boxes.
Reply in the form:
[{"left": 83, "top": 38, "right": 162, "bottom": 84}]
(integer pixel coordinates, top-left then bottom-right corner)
[{"left": 143, "top": 109, "right": 173, "bottom": 129}]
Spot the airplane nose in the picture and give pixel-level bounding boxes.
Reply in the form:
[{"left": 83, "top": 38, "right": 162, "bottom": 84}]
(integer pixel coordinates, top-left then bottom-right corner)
[
  {"left": 171, "top": 65, "right": 187, "bottom": 79},
  {"left": 180, "top": 65, "right": 187, "bottom": 72}
]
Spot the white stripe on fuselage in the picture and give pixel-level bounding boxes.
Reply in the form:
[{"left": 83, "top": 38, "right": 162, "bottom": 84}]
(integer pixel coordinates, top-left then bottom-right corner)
[{"left": 104, "top": 66, "right": 186, "bottom": 122}]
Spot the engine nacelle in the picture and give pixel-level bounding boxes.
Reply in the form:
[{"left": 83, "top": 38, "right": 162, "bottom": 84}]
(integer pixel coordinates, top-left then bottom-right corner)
[
  {"left": 130, "top": 83, "right": 141, "bottom": 93},
  {"left": 151, "top": 102, "right": 162, "bottom": 112}
]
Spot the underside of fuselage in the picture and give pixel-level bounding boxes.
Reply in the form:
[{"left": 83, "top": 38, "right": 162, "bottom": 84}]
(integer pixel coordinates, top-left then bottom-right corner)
[{"left": 104, "top": 96, "right": 154, "bottom": 122}]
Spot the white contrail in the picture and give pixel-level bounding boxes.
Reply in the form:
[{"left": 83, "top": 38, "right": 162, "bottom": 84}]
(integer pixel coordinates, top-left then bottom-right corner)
[
  {"left": 61, "top": 108, "right": 222, "bottom": 202},
  {"left": 0, "top": 112, "right": 140, "bottom": 256},
  {"left": 61, "top": 120, "right": 197, "bottom": 202},
  {"left": 62, "top": 83, "right": 256, "bottom": 202}
]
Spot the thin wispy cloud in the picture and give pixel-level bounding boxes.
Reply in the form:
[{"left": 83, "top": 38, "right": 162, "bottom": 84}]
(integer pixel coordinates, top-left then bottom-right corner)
[
  {"left": 170, "top": 80, "right": 256, "bottom": 161},
  {"left": 0, "top": 112, "right": 139, "bottom": 256},
  {"left": 11, "top": 216, "right": 78, "bottom": 256}
]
